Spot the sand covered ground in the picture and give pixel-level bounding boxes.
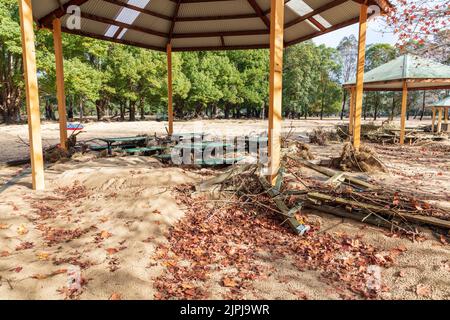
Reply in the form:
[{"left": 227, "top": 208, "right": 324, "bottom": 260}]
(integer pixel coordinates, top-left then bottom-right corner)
[{"left": 0, "top": 119, "right": 449, "bottom": 300}]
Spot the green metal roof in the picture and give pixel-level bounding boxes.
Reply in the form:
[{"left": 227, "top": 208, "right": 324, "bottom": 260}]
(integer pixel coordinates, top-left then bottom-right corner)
[
  {"left": 344, "top": 54, "right": 450, "bottom": 91},
  {"left": 430, "top": 96, "right": 450, "bottom": 108}
]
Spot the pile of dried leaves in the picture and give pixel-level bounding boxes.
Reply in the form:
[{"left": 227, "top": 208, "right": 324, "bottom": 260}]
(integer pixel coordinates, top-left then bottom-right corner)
[{"left": 152, "top": 184, "right": 398, "bottom": 300}]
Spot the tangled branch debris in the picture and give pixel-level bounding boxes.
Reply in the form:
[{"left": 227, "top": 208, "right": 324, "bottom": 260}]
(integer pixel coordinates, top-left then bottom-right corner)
[
  {"left": 331, "top": 143, "right": 388, "bottom": 173},
  {"left": 308, "top": 128, "right": 341, "bottom": 146},
  {"left": 196, "top": 151, "right": 450, "bottom": 239},
  {"left": 283, "top": 140, "right": 315, "bottom": 160}
]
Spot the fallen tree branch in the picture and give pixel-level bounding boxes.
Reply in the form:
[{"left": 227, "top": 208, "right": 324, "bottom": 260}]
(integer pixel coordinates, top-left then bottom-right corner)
[
  {"left": 307, "top": 192, "right": 450, "bottom": 230},
  {"left": 288, "top": 156, "right": 376, "bottom": 190}
]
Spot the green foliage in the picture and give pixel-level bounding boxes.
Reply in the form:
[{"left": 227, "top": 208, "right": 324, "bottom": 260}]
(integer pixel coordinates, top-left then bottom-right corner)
[
  {"left": 364, "top": 44, "right": 399, "bottom": 119},
  {"left": 5, "top": 1, "right": 435, "bottom": 124}
]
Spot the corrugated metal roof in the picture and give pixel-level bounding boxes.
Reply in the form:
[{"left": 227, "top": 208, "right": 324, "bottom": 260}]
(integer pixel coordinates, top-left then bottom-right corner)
[
  {"left": 32, "top": 0, "right": 393, "bottom": 52},
  {"left": 430, "top": 96, "right": 450, "bottom": 108},
  {"left": 344, "top": 54, "right": 450, "bottom": 91}
]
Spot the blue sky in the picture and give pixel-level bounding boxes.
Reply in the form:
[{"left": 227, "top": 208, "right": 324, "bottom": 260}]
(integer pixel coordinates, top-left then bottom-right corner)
[{"left": 313, "top": 18, "right": 398, "bottom": 48}]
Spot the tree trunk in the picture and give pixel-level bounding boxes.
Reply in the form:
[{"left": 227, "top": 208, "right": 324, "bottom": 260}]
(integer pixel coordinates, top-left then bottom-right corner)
[
  {"left": 390, "top": 94, "right": 395, "bottom": 120},
  {"left": 340, "top": 90, "right": 347, "bottom": 120},
  {"left": 79, "top": 100, "right": 84, "bottom": 122},
  {"left": 139, "top": 97, "right": 145, "bottom": 120},
  {"left": 420, "top": 91, "right": 426, "bottom": 121},
  {"left": 120, "top": 105, "right": 125, "bottom": 121},
  {"left": 320, "top": 82, "right": 325, "bottom": 120},
  {"left": 373, "top": 94, "right": 378, "bottom": 121},
  {"left": 224, "top": 104, "right": 230, "bottom": 119},
  {"left": 96, "top": 100, "right": 104, "bottom": 121},
  {"left": 68, "top": 99, "right": 74, "bottom": 121},
  {"left": 129, "top": 100, "right": 136, "bottom": 121},
  {"left": 320, "top": 101, "right": 324, "bottom": 120},
  {"left": 45, "top": 100, "right": 52, "bottom": 120},
  {"left": 363, "top": 100, "right": 367, "bottom": 120}
]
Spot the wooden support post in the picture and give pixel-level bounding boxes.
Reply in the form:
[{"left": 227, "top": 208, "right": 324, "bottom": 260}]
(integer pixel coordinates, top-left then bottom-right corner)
[
  {"left": 268, "top": 0, "right": 284, "bottom": 184},
  {"left": 431, "top": 107, "right": 435, "bottom": 133},
  {"left": 18, "top": 0, "right": 45, "bottom": 190},
  {"left": 167, "top": 43, "right": 173, "bottom": 135},
  {"left": 53, "top": 18, "right": 68, "bottom": 150},
  {"left": 349, "top": 87, "right": 355, "bottom": 138},
  {"left": 352, "top": 3, "right": 368, "bottom": 150},
  {"left": 399, "top": 80, "right": 408, "bottom": 144},
  {"left": 437, "top": 107, "right": 443, "bottom": 133}
]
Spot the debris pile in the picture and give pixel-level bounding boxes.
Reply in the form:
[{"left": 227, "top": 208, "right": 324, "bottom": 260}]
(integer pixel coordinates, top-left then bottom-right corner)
[
  {"left": 308, "top": 128, "right": 340, "bottom": 145},
  {"left": 195, "top": 153, "right": 450, "bottom": 242},
  {"left": 331, "top": 143, "right": 387, "bottom": 173},
  {"left": 283, "top": 140, "right": 315, "bottom": 160}
]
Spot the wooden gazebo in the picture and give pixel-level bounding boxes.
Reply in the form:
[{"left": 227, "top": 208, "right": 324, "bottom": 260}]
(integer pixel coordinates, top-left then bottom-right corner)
[
  {"left": 343, "top": 54, "right": 450, "bottom": 145},
  {"left": 430, "top": 96, "right": 450, "bottom": 133},
  {"left": 19, "top": 0, "right": 392, "bottom": 190}
]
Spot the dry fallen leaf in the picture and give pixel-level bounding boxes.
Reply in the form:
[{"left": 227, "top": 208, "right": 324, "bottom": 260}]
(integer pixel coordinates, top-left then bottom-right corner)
[
  {"left": 37, "top": 252, "right": 51, "bottom": 261},
  {"left": 0, "top": 250, "right": 10, "bottom": 257},
  {"left": 163, "top": 260, "right": 178, "bottom": 267},
  {"left": 17, "top": 224, "right": 28, "bottom": 235},
  {"left": 291, "top": 290, "right": 308, "bottom": 300},
  {"left": 100, "top": 230, "right": 112, "bottom": 239},
  {"left": 106, "top": 248, "right": 119, "bottom": 255},
  {"left": 109, "top": 292, "right": 122, "bottom": 300},
  {"left": 10, "top": 266, "right": 23, "bottom": 273},
  {"left": 222, "top": 277, "right": 237, "bottom": 288},
  {"left": 443, "top": 261, "right": 450, "bottom": 272},
  {"left": 416, "top": 284, "right": 432, "bottom": 297}
]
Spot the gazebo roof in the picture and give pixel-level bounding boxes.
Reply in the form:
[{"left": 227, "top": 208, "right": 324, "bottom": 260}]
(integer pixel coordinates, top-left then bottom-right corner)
[
  {"left": 32, "top": 0, "right": 391, "bottom": 52},
  {"left": 344, "top": 54, "right": 450, "bottom": 91},
  {"left": 429, "top": 96, "right": 450, "bottom": 108}
]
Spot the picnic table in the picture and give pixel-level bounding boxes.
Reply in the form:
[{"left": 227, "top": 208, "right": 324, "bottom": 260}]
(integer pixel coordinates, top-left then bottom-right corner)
[
  {"left": 174, "top": 141, "right": 233, "bottom": 150},
  {"left": 172, "top": 141, "right": 238, "bottom": 165},
  {"left": 171, "top": 132, "right": 206, "bottom": 142},
  {"left": 97, "top": 136, "right": 149, "bottom": 155}
]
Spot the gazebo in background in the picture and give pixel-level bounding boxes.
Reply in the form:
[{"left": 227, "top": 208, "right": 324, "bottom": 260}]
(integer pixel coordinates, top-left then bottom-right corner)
[
  {"left": 344, "top": 54, "right": 450, "bottom": 145},
  {"left": 19, "top": 0, "right": 393, "bottom": 190},
  {"left": 430, "top": 96, "right": 450, "bottom": 134}
]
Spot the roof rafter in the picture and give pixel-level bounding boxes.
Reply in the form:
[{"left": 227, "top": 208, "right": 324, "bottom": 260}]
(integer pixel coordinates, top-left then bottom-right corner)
[
  {"left": 168, "top": 0, "right": 182, "bottom": 44},
  {"left": 176, "top": 13, "right": 259, "bottom": 21},
  {"left": 172, "top": 29, "right": 268, "bottom": 38},
  {"left": 286, "top": 16, "right": 359, "bottom": 46},
  {"left": 102, "top": 0, "right": 172, "bottom": 21},
  {"left": 80, "top": 11, "right": 167, "bottom": 38},
  {"left": 307, "top": 16, "right": 326, "bottom": 31},
  {"left": 38, "top": 0, "right": 90, "bottom": 27},
  {"left": 61, "top": 26, "right": 165, "bottom": 51},
  {"left": 78, "top": 10, "right": 269, "bottom": 39},
  {"left": 246, "top": 0, "right": 270, "bottom": 29},
  {"left": 285, "top": 0, "right": 348, "bottom": 28}
]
